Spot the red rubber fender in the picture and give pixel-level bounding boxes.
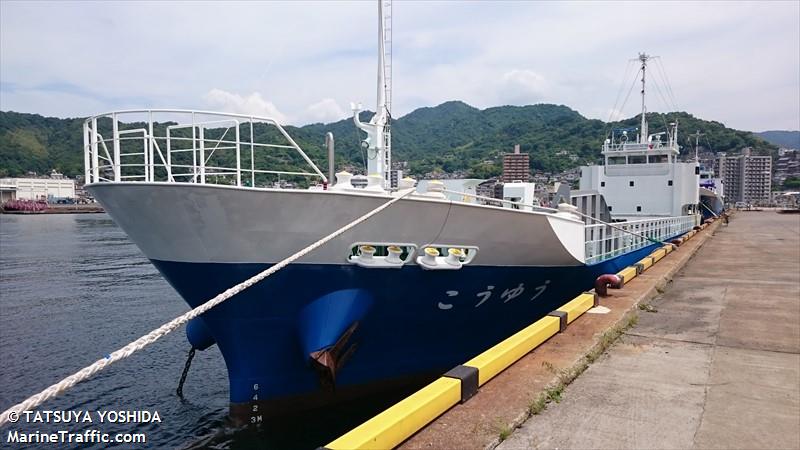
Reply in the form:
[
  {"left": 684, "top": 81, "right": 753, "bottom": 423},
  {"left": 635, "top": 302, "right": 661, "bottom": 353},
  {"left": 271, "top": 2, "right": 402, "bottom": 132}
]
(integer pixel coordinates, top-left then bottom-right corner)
[
  {"left": 693, "top": 225, "right": 702, "bottom": 231},
  {"left": 595, "top": 274, "right": 622, "bottom": 297},
  {"left": 670, "top": 239, "right": 683, "bottom": 246}
]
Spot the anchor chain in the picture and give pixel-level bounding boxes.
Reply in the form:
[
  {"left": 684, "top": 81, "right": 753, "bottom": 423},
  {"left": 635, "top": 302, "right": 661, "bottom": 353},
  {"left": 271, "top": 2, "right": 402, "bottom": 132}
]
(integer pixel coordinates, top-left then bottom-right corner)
[{"left": 176, "top": 348, "right": 196, "bottom": 399}]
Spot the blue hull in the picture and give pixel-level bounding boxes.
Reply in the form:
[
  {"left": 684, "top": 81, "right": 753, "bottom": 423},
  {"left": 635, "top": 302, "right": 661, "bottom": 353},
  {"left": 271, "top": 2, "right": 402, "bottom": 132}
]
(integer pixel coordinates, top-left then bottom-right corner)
[{"left": 150, "top": 242, "right": 662, "bottom": 416}]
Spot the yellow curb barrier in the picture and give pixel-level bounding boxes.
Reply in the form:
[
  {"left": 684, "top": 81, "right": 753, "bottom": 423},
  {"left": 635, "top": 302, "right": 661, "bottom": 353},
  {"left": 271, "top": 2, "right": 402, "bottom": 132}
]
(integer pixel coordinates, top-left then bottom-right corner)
[
  {"left": 636, "top": 256, "right": 654, "bottom": 272},
  {"left": 651, "top": 247, "right": 667, "bottom": 263},
  {"left": 326, "top": 377, "right": 461, "bottom": 450},
  {"left": 465, "top": 316, "right": 561, "bottom": 386},
  {"left": 557, "top": 292, "right": 597, "bottom": 324},
  {"left": 617, "top": 266, "right": 638, "bottom": 285}
]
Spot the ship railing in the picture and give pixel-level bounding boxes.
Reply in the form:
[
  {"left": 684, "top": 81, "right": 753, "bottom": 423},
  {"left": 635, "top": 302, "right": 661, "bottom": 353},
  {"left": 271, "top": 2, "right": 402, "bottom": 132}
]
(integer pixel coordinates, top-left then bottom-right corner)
[
  {"left": 83, "top": 110, "right": 327, "bottom": 187},
  {"left": 439, "top": 189, "right": 560, "bottom": 214},
  {"left": 584, "top": 214, "right": 699, "bottom": 264},
  {"left": 602, "top": 142, "right": 678, "bottom": 153}
]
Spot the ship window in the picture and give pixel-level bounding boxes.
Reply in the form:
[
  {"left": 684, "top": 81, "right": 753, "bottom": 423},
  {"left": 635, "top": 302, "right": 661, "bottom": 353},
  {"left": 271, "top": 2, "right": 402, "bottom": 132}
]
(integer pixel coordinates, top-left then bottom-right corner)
[
  {"left": 668, "top": 180, "right": 673, "bottom": 186},
  {"left": 600, "top": 181, "right": 605, "bottom": 187},
  {"left": 608, "top": 156, "right": 626, "bottom": 165},
  {"left": 695, "top": 166, "right": 700, "bottom": 175},
  {"left": 648, "top": 154, "right": 668, "bottom": 164},
  {"left": 629, "top": 181, "right": 635, "bottom": 187},
  {"left": 608, "top": 206, "right": 612, "bottom": 211},
  {"left": 629, "top": 155, "right": 646, "bottom": 164},
  {"left": 637, "top": 206, "right": 642, "bottom": 212}
]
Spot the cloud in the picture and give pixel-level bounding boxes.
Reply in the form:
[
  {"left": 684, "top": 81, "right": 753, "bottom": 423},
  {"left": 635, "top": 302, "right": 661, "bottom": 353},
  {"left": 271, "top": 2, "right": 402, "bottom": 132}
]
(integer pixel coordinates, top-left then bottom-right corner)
[
  {"left": 203, "top": 89, "right": 288, "bottom": 124},
  {"left": 304, "top": 98, "right": 348, "bottom": 124},
  {"left": 497, "top": 69, "right": 549, "bottom": 105},
  {"left": 1, "top": 1, "right": 798, "bottom": 130}
]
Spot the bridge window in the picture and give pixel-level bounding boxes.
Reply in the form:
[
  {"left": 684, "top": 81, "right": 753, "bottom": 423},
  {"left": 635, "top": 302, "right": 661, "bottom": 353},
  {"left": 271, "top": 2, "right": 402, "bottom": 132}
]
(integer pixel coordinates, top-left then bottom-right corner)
[
  {"left": 608, "top": 156, "right": 626, "bottom": 165},
  {"left": 648, "top": 154, "right": 668, "bottom": 164},
  {"left": 629, "top": 181, "right": 635, "bottom": 187},
  {"left": 629, "top": 155, "right": 646, "bottom": 164}
]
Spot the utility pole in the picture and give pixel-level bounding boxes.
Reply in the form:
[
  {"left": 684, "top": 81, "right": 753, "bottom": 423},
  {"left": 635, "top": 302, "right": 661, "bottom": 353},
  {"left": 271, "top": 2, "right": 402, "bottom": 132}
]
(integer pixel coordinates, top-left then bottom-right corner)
[{"left": 690, "top": 130, "right": 704, "bottom": 162}]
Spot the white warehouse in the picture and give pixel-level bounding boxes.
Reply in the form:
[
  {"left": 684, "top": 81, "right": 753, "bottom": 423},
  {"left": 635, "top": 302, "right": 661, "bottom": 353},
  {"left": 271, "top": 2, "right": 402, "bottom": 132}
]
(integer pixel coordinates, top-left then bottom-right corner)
[{"left": 0, "top": 173, "right": 76, "bottom": 201}]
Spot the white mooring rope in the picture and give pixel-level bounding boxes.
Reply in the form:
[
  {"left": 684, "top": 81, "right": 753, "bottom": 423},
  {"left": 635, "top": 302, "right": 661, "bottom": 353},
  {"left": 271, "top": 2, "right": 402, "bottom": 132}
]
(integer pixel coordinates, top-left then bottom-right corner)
[
  {"left": 0, "top": 188, "right": 415, "bottom": 427},
  {"left": 442, "top": 188, "right": 677, "bottom": 247}
]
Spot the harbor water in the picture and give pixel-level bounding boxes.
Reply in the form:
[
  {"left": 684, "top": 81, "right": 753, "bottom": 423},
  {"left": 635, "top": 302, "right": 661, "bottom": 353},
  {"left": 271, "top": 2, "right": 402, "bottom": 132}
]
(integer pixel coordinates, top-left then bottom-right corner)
[{"left": 0, "top": 214, "right": 414, "bottom": 449}]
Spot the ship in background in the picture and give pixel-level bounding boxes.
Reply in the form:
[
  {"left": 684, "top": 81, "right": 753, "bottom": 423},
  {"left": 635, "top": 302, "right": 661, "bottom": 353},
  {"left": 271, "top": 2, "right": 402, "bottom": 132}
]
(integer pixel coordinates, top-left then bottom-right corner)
[
  {"left": 699, "top": 166, "right": 725, "bottom": 219},
  {"left": 82, "top": 4, "right": 700, "bottom": 423}
]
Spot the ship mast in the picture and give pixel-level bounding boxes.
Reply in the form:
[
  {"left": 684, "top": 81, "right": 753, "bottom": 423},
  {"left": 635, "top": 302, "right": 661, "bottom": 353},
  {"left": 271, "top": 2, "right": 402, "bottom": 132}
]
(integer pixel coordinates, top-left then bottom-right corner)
[
  {"left": 638, "top": 52, "right": 650, "bottom": 144},
  {"left": 352, "top": 0, "right": 392, "bottom": 188}
]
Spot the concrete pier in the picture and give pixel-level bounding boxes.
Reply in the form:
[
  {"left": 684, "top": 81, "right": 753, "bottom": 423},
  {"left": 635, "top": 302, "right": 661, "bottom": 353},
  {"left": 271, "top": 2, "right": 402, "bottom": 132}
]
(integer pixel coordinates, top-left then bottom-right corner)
[{"left": 498, "top": 211, "right": 799, "bottom": 449}]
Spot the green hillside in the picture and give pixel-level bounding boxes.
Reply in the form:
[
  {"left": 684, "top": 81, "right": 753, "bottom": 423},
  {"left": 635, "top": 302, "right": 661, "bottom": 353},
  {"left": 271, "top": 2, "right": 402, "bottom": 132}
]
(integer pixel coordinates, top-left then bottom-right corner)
[
  {"left": 0, "top": 103, "right": 777, "bottom": 180},
  {"left": 755, "top": 130, "right": 800, "bottom": 149}
]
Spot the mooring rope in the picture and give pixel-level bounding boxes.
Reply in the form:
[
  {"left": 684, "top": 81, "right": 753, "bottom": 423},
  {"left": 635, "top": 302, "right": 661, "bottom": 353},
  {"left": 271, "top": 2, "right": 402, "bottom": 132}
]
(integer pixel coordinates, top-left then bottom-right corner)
[
  {"left": 0, "top": 188, "right": 415, "bottom": 427},
  {"left": 567, "top": 207, "right": 679, "bottom": 247},
  {"left": 442, "top": 188, "right": 679, "bottom": 247}
]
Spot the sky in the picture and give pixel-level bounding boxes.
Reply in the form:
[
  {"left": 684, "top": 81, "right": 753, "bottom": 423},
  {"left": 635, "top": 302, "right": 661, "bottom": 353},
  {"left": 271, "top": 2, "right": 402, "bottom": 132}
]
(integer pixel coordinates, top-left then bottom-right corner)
[{"left": 1, "top": 1, "right": 798, "bottom": 132}]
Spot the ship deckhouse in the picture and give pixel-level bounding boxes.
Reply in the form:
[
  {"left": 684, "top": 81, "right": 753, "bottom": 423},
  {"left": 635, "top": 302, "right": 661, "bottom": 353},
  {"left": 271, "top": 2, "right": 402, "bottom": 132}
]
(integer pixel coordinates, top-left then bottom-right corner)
[{"left": 580, "top": 53, "right": 699, "bottom": 219}]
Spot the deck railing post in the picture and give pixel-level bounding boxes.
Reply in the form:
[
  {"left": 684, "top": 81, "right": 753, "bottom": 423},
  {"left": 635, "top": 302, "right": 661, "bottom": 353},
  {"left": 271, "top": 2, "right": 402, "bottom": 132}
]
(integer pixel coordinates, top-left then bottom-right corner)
[
  {"left": 112, "top": 113, "right": 121, "bottom": 181},
  {"left": 199, "top": 126, "right": 206, "bottom": 184},
  {"left": 191, "top": 113, "right": 197, "bottom": 182},
  {"left": 91, "top": 118, "right": 99, "bottom": 182},
  {"left": 142, "top": 128, "right": 149, "bottom": 182},
  {"left": 235, "top": 123, "right": 241, "bottom": 186},
  {"left": 148, "top": 111, "right": 155, "bottom": 182},
  {"left": 250, "top": 121, "right": 255, "bottom": 188},
  {"left": 166, "top": 127, "right": 172, "bottom": 179},
  {"left": 83, "top": 122, "right": 91, "bottom": 184}
]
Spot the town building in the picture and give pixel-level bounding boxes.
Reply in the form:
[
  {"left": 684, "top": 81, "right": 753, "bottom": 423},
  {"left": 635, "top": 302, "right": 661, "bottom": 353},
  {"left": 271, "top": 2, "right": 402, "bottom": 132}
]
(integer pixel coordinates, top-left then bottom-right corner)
[
  {"left": 474, "top": 178, "right": 503, "bottom": 206},
  {"left": 716, "top": 148, "right": 772, "bottom": 206},
  {"left": 0, "top": 171, "right": 76, "bottom": 202},
  {"left": 773, "top": 148, "right": 799, "bottom": 188},
  {"left": 502, "top": 144, "right": 530, "bottom": 183}
]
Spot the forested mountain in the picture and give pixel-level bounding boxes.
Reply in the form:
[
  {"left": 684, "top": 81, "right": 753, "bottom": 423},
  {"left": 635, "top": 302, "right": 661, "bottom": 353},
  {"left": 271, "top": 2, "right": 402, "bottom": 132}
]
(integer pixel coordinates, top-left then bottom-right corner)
[
  {"left": 0, "top": 102, "right": 777, "bottom": 180},
  {"left": 755, "top": 130, "right": 800, "bottom": 149}
]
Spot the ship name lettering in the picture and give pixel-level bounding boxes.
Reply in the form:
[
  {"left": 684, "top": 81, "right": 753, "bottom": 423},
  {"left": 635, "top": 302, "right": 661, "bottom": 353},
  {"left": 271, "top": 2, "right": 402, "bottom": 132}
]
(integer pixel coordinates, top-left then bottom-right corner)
[
  {"left": 501, "top": 283, "right": 525, "bottom": 303},
  {"left": 530, "top": 280, "right": 551, "bottom": 301},
  {"left": 474, "top": 286, "right": 495, "bottom": 308},
  {"left": 438, "top": 290, "right": 459, "bottom": 310}
]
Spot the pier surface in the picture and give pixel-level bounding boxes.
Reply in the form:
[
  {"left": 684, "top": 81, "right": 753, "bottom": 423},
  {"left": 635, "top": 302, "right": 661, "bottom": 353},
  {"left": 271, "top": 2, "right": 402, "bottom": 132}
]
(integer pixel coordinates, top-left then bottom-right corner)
[{"left": 498, "top": 211, "right": 799, "bottom": 449}]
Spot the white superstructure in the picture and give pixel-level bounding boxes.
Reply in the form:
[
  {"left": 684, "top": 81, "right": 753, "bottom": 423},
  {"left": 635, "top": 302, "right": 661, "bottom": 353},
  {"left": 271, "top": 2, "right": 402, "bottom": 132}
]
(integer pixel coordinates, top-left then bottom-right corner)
[{"left": 580, "top": 53, "right": 699, "bottom": 219}]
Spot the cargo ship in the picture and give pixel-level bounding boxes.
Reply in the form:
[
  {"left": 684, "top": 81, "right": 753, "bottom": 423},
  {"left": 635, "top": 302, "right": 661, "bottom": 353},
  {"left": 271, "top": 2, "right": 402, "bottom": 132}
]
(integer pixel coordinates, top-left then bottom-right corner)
[{"left": 84, "top": 3, "right": 699, "bottom": 423}]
